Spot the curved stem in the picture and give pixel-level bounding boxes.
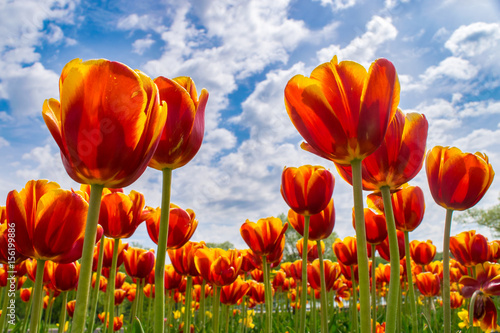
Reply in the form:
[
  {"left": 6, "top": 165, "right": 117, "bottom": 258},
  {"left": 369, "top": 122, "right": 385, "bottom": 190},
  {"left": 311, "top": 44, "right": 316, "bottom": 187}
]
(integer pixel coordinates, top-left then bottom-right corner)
[
  {"left": 44, "top": 290, "right": 54, "bottom": 333},
  {"left": 443, "top": 209, "right": 454, "bottom": 333},
  {"left": 350, "top": 159, "right": 371, "bottom": 333},
  {"left": 469, "top": 290, "right": 480, "bottom": 332},
  {"left": 299, "top": 215, "right": 310, "bottom": 333},
  {"left": 87, "top": 233, "right": 105, "bottom": 333},
  {"left": 105, "top": 238, "right": 120, "bottom": 333},
  {"left": 404, "top": 231, "right": 418, "bottom": 333},
  {"left": 380, "top": 185, "right": 400, "bottom": 333},
  {"left": 29, "top": 259, "right": 46, "bottom": 333},
  {"left": 350, "top": 265, "right": 358, "bottom": 333},
  {"left": 154, "top": 168, "right": 173, "bottom": 333},
  {"left": 371, "top": 244, "right": 377, "bottom": 333},
  {"left": 317, "top": 240, "right": 328, "bottom": 333},
  {"left": 262, "top": 256, "right": 272, "bottom": 333},
  {"left": 58, "top": 292, "right": 68, "bottom": 333},
  {"left": 184, "top": 276, "right": 193, "bottom": 333},
  {"left": 71, "top": 184, "right": 104, "bottom": 333}
]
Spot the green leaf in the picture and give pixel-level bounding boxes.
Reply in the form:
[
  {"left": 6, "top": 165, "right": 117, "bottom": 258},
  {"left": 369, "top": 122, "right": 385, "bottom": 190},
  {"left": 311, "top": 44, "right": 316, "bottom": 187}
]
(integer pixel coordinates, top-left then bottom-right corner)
[{"left": 131, "top": 317, "right": 145, "bottom": 333}]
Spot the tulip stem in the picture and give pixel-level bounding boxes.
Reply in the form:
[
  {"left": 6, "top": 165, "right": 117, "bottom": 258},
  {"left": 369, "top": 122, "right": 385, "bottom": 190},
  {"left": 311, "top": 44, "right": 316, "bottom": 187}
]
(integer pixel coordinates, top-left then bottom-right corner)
[
  {"left": 58, "top": 291, "right": 68, "bottom": 333},
  {"left": 263, "top": 256, "right": 273, "bottom": 333},
  {"left": 0, "top": 283, "right": 9, "bottom": 332},
  {"left": 44, "top": 290, "right": 54, "bottom": 333},
  {"left": 350, "top": 265, "right": 358, "bottom": 333},
  {"left": 213, "top": 285, "right": 221, "bottom": 333},
  {"left": 184, "top": 276, "right": 193, "bottom": 333},
  {"left": 199, "top": 280, "right": 206, "bottom": 333},
  {"left": 469, "top": 290, "right": 479, "bottom": 333},
  {"left": 29, "top": 259, "right": 46, "bottom": 333},
  {"left": 380, "top": 185, "right": 401, "bottom": 333},
  {"left": 154, "top": 167, "right": 173, "bottom": 333},
  {"left": 371, "top": 244, "right": 377, "bottom": 333},
  {"left": 298, "top": 215, "right": 310, "bottom": 333},
  {"left": 71, "top": 184, "right": 104, "bottom": 333},
  {"left": 88, "top": 233, "right": 105, "bottom": 333},
  {"left": 106, "top": 238, "right": 120, "bottom": 333},
  {"left": 443, "top": 208, "right": 453, "bottom": 333},
  {"left": 317, "top": 240, "right": 329, "bottom": 333},
  {"left": 350, "top": 158, "right": 371, "bottom": 333},
  {"left": 404, "top": 231, "right": 419, "bottom": 332}
]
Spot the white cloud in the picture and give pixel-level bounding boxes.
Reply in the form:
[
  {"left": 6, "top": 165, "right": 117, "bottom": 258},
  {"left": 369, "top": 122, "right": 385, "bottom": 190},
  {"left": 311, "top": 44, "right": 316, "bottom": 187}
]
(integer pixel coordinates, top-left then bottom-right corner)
[
  {"left": 232, "top": 62, "right": 308, "bottom": 144},
  {"left": 117, "top": 14, "right": 163, "bottom": 33},
  {"left": 445, "top": 22, "right": 500, "bottom": 57},
  {"left": 420, "top": 57, "right": 478, "bottom": 83},
  {"left": 316, "top": 16, "right": 397, "bottom": 65},
  {"left": 453, "top": 128, "right": 500, "bottom": 151},
  {"left": 314, "top": 0, "right": 357, "bottom": 11},
  {"left": 132, "top": 34, "right": 155, "bottom": 55},
  {"left": 0, "top": 137, "right": 9, "bottom": 148}
]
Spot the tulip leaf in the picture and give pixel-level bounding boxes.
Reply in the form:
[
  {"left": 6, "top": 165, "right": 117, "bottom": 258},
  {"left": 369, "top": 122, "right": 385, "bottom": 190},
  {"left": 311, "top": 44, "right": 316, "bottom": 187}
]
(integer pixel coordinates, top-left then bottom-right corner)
[{"left": 131, "top": 317, "right": 145, "bottom": 333}]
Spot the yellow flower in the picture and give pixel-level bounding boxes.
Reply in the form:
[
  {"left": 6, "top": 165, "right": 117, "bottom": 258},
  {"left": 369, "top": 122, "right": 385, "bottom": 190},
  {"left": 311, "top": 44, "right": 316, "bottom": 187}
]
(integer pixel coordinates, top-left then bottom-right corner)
[
  {"left": 173, "top": 310, "right": 181, "bottom": 320},
  {"left": 205, "top": 311, "right": 213, "bottom": 319},
  {"left": 238, "top": 310, "right": 255, "bottom": 329}
]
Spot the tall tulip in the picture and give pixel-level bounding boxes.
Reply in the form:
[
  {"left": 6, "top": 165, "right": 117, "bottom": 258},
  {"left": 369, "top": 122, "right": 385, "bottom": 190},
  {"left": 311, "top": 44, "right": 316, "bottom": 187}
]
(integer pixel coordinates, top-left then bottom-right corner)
[
  {"left": 449, "top": 230, "right": 489, "bottom": 267},
  {"left": 410, "top": 240, "right": 436, "bottom": 266},
  {"left": 281, "top": 165, "right": 333, "bottom": 333},
  {"left": 147, "top": 76, "right": 207, "bottom": 333},
  {"left": 7, "top": 180, "right": 89, "bottom": 333},
  {"left": 123, "top": 248, "right": 155, "bottom": 280},
  {"left": 285, "top": 56, "right": 400, "bottom": 333},
  {"left": 426, "top": 146, "right": 494, "bottom": 333},
  {"left": 42, "top": 58, "right": 167, "bottom": 333}
]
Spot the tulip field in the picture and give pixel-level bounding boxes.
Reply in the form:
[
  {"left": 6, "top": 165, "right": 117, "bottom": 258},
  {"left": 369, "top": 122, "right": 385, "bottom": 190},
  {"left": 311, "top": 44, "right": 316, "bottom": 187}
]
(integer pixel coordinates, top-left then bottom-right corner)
[{"left": 1, "top": 54, "right": 498, "bottom": 333}]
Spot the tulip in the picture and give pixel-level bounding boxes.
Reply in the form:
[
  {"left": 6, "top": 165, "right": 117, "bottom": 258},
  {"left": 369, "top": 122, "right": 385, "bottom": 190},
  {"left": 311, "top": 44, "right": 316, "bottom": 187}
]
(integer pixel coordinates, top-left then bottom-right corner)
[
  {"left": 415, "top": 272, "right": 441, "bottom": 297},
  {"left": 239, "top": 249, "right": 262, "bottom": 274},
  {"left": 287, "top": 199, "right": 335, "bottom": 241},
  {"left": 48, "top": 261, "right": 80, "bottom": 292},
  {"left": 6, "top": 180, "right": 90, "bottom": 333},
  {"left": 307, "top": 259, "right": 341, "bottom": 292},
  {"left": 460, "top": 262, "right": 500, "bottom": 332},
  {"left": 376, "top": 231, "right": 405, "bottom": 262},
  {"left": 147, "top": 76, "right": 207, "bottom": 333},
  {"left": 410, "top": 240, "right": 436, "bottom": 266},
  {"left": 450, "top": 230, "right": 489, "bottom": 267},
  {"left": 194, "top": 248, "right": 242, "bottom": 333},
  {"left": 296, "top": 238, "right": 324, "bottom": 263},
  {"left": 123, "top": 247, "right": 155, "bottom": 280},
  {"left": 145, "top": 204, "right": 198, "bottom": 250},
  {"left": 285, "top": 55, "right": 400, "bottom": 333},
  {"left": 99, "top": 190, "right": 147, "bottom": 239},
  {"left": 43, "top": 58, "right": 167, "bottom": 333},
  {"left": 220, "top": 277, "right": 251, "bottom": 305}
]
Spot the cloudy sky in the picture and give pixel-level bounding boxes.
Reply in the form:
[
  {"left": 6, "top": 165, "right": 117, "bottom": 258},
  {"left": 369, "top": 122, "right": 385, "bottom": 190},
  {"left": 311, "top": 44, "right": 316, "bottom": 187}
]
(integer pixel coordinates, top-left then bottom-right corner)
[{"left": 1, "top": 0, "right": 499, "bottom": 253}]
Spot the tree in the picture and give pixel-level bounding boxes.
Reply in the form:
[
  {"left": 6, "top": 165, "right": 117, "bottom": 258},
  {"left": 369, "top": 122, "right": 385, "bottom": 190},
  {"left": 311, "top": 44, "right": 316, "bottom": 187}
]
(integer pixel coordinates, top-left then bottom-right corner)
[
  {"left": 457, "top": 197, "right": 500, "bottom": 237},
  {"left": 205, "top": 241, "right": 235, "bottom": 250}
]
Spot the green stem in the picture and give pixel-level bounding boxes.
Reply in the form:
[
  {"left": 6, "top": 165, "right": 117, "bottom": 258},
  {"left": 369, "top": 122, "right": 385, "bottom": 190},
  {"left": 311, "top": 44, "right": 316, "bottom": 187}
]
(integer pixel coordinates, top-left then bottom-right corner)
[
  {"left": 137, "top": 278, "right": 144, "bottom": 322},
  {"left": 317, "top": 240, "right": 329, "bottom": 333},
  {"left": 199, "top": 280, "right": 206, "bottom": 333},
  {"left": 105, "top": 238, "right": 120, "bottom": 333},
  {"left": 223, "top": 304, "right": 229, "bottom": 333},
  {"left": 380, "top": 185, "right": 400, "bottom": 333},
  {"left": 350, "top": 266, "right": 358, "bottom": 333},
  {"left": 146, "top": 291, "right": 153, "bottom": 332},
  {"left": 469, "top": 290, "right": 479, "bottom": 333},
  {"left": 29, "top": 259, "right": 46, "bottom": 333},
  {"left": 71, "top": 184, "right": 104, "bottom": 333},
  {"left": 262, "top": 256, "right": 273, "bottom": 333},
  {"left": 295, "top": 283, "right": 300, "bottom": 333},
  {"left": 350, "top": 159, "right": 371, "bottom": 333},
  {"left": 213, "top": 285, "right": 221, "bottom": 333},
  {"left": 23, "top": 295, "right": 33, "bottom": 333},
  {"left": 240, "top": 284, "right": 246, "bottom": 333},
  {"left": 443, "top": 209, "right": 453, "bottom": 333},
  {"left": 299, "top": 215, "right": 310, "bottom": 333},
  {"left": 46, "top": 290, "right": 55, "bottom": 333},
  {"left": 404, "top": 231, "right": 418, "bottom": 332},
  {"left": 88, "top": 233, "right": 105, "bottom": 333},
  {"left": 184, "top": 276, "right": 193, "bottom": 333},
  {"left": 371, "top": 244, "right": 377, "bottom": 333},
  {"left": 166, "top": 290, "right": 173, "bottom": 333},
  {"left": 311, "top": 288, "right": 316, "bottom": 333},
  {"left": 58, "top": 292, "right": 68, "bottom": 333},
  {"left": 0, "top": 284, "right": 8, "bottom": 332},
  {"left": 154, "top": 168, "right": 173, "bottom": 333},
  {"left": 129, "top": 283, "right": 138, "bottom": 325}
]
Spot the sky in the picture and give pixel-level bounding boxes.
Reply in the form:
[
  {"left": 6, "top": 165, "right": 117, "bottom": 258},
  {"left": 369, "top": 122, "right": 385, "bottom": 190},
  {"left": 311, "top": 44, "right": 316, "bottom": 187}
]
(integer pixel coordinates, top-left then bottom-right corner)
[{"left": 1, "top": 0, "right": 500, "bottom": 254}]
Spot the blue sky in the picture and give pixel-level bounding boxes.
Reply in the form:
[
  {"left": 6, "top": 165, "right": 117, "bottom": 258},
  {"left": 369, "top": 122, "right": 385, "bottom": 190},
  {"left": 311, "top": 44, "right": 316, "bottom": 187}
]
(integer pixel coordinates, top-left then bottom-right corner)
[{"left": 1, "top": 0, "right": 500, "bottom": 251}]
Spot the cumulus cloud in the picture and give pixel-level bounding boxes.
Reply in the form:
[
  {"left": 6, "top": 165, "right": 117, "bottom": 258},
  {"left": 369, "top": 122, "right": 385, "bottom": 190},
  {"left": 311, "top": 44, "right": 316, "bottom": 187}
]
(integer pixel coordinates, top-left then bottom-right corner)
[
  {"left": 0, "top": 137, "right": 9, "bottom": 148},
  {"left": 420, "top": 57, "right": 478, "bottom": 83},
  {"left": 445, "top": 22, "right": 500, "bottom": 57},
  {"left": 117, "top": 13, "right": 164, "bottom": 33},
  {"left": 132, "top": 34, "right": 155, "bottom": 55},
  {"left": 314, "top": 0, "right": 357, "bottom": 11},
  {"left": 316, "top": 16, "right": 397, "bottom": 65}
]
